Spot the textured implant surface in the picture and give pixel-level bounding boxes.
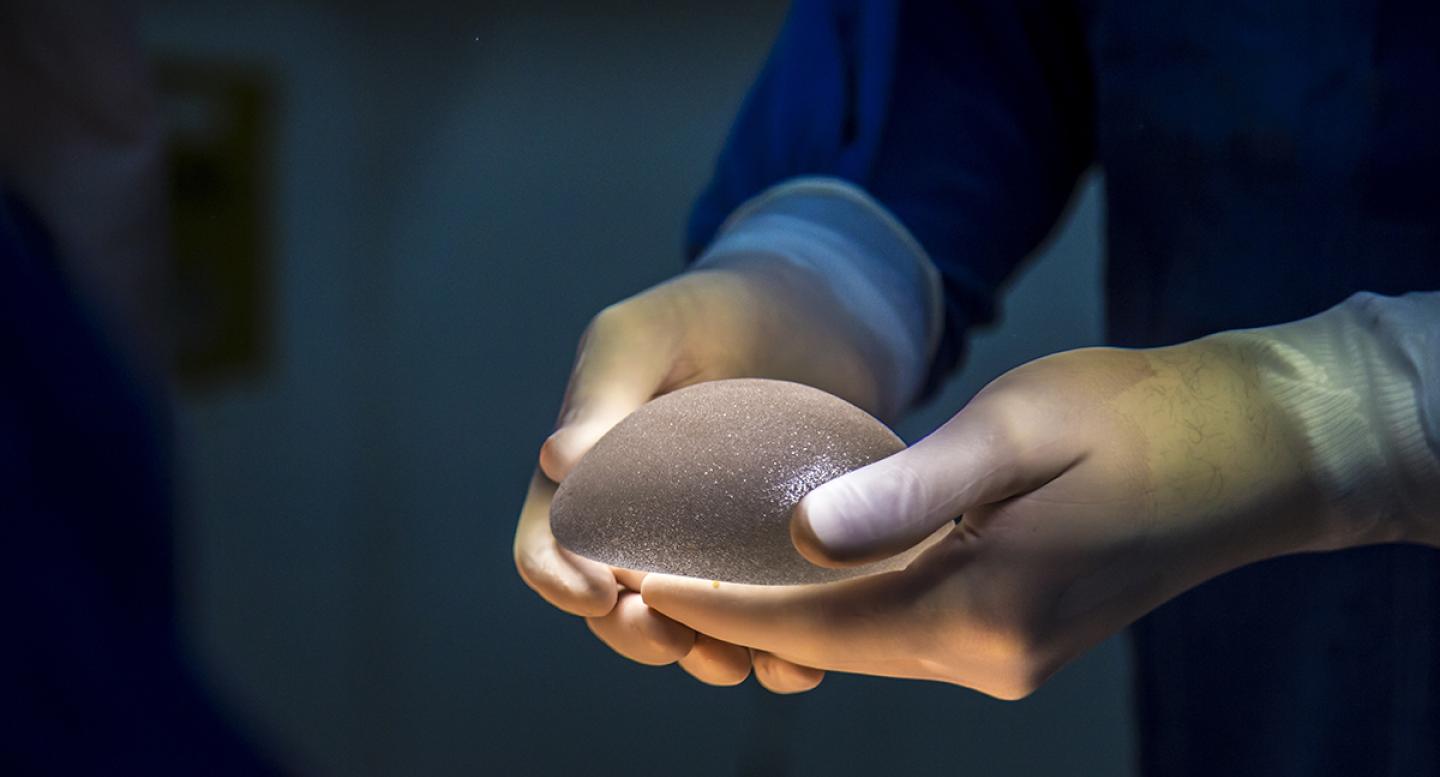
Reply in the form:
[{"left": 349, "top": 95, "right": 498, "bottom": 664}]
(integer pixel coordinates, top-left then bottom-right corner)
[{"left": 550, "top": 379, "right": 908, "bottom": 585}]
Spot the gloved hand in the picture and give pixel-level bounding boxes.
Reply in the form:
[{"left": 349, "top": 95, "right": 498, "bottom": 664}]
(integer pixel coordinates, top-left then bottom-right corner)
[
  {"left": 514, "top": 259, "right": 890, "bottom": 691},
  {"left": 641, "top": 306, "right": 1440, "bottom": 698},
  {"left": 516, "top": 178, "right": 946, "bottom": 692}
]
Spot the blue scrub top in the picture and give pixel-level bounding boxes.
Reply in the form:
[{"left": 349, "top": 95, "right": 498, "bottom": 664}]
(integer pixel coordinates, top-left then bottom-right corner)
[{"left": 688, "top": 2, "right": 1440, "bottom": 774}]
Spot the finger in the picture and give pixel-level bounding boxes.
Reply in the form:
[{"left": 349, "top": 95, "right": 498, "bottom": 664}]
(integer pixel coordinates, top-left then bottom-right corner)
[
  {"left": 514, "top": 472, "right": 617, "bottom": 617},
  {"left": 678, "top": 634, "right": 752, "bottom": 687},
  {"left": 539, "top": 308, "right": 675, "bottom": 482},
  {"left": 751, "top": 650, "right": 824, "bottom": 694},
  {"left": 640, "top": 570, "right": 920, "bottom": 667},
  {"left": 792, "top": 396, "right": 1079, "bottom": 567},
  {"left": 586, "top": 591, "right": 695, "bottom": 666},
  {"left": 612, "top": 567, "right": 648, "bottom": 592}
]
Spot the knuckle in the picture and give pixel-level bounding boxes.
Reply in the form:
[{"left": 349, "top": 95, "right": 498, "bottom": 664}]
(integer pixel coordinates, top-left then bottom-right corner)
[
  {"left": 588, "top": 618, "right": 657, "bottom": 665},
  {"left": 513, "top": 542, "right": 615, "bottom": 617},
  {"left": 585, "top": 302, "right": 632, "bottom": 340},
  {"left": 512, "top": 545, "right": 543, "bottom": 590},
  {"left": 646, "top": 626, "right": 690, "bottom": 657},
  {"left": 536, "top": 434, "right": 570, "bottom": 480},
  {"left": 975, "top": 393, "right": 1040, "bottom": 459},
  {"left": 681, "top": 650, "right": 745, "bottom": 687},
  {"left": 572, "top": 307, "right": 618, "bottom": 361},
  {"left": 514, "top": 552, "right": 566, "bottom": 608},
  {"left": 751, "top": 655, "right": 787, "bottom": 689}
]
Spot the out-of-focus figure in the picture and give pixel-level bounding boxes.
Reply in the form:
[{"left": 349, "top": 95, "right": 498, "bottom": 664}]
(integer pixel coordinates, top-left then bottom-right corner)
[{"left": 0, "top": 2, "right": 278, "bottom": 773}]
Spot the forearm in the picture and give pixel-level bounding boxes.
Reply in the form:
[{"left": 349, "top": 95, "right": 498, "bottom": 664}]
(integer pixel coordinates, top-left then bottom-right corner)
[{"left": 1210, "top": 292, "right": 1440, "bottom": 549}]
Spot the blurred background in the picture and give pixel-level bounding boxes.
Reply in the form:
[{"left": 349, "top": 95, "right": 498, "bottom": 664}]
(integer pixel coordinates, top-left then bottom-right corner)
[{"left": 30, "top": 0, "right": 1128, "bottom": 774}]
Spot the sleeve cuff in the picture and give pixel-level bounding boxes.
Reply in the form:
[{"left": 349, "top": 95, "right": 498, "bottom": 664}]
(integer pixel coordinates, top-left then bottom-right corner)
[
  {"left": 692, "top": 177, "right": 943, "bottom": 418},
  {"left": 1226, "top": 291, "right": 1440, "bottom": 547}
]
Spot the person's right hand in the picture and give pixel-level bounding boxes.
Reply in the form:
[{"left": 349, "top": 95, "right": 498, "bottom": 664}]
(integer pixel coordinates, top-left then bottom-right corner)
[{"left": 514, "top": 258, "right": 887, "bottom": 692}]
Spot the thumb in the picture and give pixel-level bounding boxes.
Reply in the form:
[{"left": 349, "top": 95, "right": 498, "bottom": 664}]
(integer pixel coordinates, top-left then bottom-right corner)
[
  {"left": 791, "top": 399, "right": 1077, "bottom": 567},
  {"left": 539, "top": 309, "right": 674, "bottom": 482}
]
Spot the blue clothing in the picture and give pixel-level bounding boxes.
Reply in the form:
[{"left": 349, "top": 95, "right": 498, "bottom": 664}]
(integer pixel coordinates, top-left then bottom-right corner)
[
  {"left": 687, "top": 1, "right": 1440, "bottom": 774},
  {"left": 0, "top": 193, "right": 279, "bottom": 774}
]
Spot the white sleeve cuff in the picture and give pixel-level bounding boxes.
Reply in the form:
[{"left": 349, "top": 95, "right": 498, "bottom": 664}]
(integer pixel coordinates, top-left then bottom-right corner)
[
  {"left": 1224, "top": 291, "right": 1440, "bottom": 546},
  {"left": 693, "top": 177, "right": 943, "bottom": 419}
]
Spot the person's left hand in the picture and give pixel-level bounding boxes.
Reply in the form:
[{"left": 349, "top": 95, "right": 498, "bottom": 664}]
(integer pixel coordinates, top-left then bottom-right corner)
[{"left": 641, "top": 341, "right": 1387, "bottom": 698}]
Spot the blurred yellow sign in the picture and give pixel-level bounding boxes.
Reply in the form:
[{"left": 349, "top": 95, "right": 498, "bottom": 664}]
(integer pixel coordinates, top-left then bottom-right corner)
[{"left": 158, "top": 61, "right": 271, "bottom": 388}]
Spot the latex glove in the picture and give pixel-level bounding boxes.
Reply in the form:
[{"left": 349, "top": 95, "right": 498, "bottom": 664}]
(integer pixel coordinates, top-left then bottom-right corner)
[
  {"left": 515, "top": 179, "right": 942, "bottom": 692},
  {"left": 514, "top": 261, "right": 888, "bottom": 690},
  {"left": 642, "top": 299, "right": 1440, "bottom": 698}
]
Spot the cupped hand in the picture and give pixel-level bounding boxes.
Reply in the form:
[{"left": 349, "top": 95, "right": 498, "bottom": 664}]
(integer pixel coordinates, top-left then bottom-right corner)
[
  {"left": 643, "top": 341, "right": 1349, "bottom": 698},
  {"left": 514, "top": 261, "right": 883, "bottom": 691}
]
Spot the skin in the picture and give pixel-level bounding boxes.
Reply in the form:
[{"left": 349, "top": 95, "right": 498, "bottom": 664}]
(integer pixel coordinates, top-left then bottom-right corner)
[{"left": 516, "top": 267, "right": 1429, "bottom": 698}]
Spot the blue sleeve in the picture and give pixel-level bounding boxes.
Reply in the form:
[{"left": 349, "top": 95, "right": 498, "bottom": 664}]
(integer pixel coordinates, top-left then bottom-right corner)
[{"left": 686, "top": 0, "right": 1093, "bottom": 391}]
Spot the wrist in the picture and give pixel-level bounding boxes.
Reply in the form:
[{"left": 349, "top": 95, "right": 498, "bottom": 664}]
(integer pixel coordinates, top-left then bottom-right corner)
[
  {"left": 1207, "top": 294, "right": 1440, "bottom": 551},
  {"left": 1135, "top": 340, "right": 1343, "bottom": 564},
  {"left": 692, "top": 177, "right": 942, "bottom": 421},
  {"left": 687, "top": 257, "right": 889, "bottom": 417}
]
